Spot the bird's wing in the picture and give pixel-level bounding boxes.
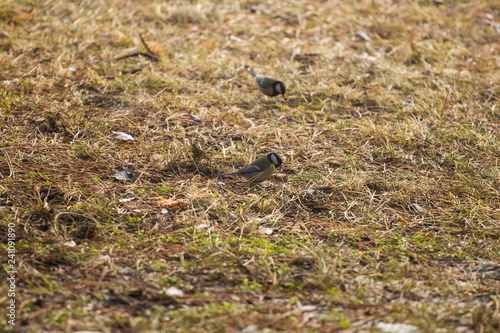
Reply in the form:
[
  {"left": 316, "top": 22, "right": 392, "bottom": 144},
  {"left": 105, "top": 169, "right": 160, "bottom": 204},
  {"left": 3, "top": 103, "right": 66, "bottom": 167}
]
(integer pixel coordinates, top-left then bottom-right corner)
[
  {"left": 256, "top": 76, "right": 275, "bottom": 89},
  {"left": 235, "top": 164, "right": 266, "bottom": 174},
  {"left": 217, "top": 164, "right": 264, "bottom": 177}
]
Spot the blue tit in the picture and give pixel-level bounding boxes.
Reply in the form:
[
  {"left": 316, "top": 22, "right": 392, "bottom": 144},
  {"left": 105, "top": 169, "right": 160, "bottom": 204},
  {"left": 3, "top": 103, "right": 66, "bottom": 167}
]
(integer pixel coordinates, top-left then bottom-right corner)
[
  {"left": 217, "top": 153, "right": 283, "bottom": 183},
  {"left": 247, "top": 68, "right": 286, "bottom": 98}
]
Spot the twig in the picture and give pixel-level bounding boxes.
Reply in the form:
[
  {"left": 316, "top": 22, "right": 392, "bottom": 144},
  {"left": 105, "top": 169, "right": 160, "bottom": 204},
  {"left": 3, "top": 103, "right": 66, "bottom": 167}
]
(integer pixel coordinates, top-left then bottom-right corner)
[
  {"left": 139, "top": 33, "right": 155, "bottom": 56},
  {"left": 115, "top": 34, "right": 160, "bottom": 62},
  {"left": 115, "top": 52, "right": 159, "bottom": 62}
]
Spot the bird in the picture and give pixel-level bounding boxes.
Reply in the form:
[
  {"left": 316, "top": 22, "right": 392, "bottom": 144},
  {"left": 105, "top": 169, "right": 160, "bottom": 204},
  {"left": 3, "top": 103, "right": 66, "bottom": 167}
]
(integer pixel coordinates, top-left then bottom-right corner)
[
  {"left": 217, "top": 153, "right": 283, "bottom": 183},
  {"left": 246, "top": 67, "right": 286, "bottom": 98}
]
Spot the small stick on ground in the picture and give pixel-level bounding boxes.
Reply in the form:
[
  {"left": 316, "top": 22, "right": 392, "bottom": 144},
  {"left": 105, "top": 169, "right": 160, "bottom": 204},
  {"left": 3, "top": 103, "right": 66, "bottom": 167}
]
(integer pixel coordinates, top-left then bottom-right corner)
[
  {"left": 115, "top": 33, "right": 160, "bottom": 62},
  {"left": 139, "top": 33, "right": 155, "bottom": 56},
  {"left": 115, "top": 52, "right": 159, "bottom": 61}
]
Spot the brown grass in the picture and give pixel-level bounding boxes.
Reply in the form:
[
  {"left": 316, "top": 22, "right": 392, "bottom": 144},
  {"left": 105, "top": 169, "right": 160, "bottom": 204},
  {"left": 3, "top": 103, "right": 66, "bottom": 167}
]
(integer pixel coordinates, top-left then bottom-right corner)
[{"left": 1, "top": 0, "right": 500, "bottom": 332}]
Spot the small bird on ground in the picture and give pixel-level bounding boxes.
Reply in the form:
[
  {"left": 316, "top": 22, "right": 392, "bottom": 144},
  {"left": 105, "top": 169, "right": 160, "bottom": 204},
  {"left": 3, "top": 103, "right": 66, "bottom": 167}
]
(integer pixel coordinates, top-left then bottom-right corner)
[
  {"left": 246, "top": 67, "right": 286, "bottom": 98},
  {"left": 217, "top": 153, "right": 283, "bottom": 183}
]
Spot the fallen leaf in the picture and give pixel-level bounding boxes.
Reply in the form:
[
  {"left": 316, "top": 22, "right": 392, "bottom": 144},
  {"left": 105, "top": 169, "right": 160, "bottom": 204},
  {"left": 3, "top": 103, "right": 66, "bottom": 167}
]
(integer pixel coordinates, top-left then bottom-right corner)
[
  {"left": 63, "top": 240, "right": 77, "bottom": 247},
  {"left": 376, "top": 322, "right": 418, "bottom": 333},
  {"left": 111, "top": 131, "right": 134, "bottom": 142},
  {"left": 111, "top": 166, "right": 135, "bottom": 181},
  {"left": 68, "top": 66, "right": 77, "bottom": 75},
  {"left": 356, "top": 31, "right": 371, "bottom": 42},
  {"left": 190, "top": 114, "right": 202, "bottom": 123},
  {"left": 166, "top": 286, "right": 184, "bottom": 297},
  {"left": 3, "top": 79, "right": 19, "bottom": 87},
  {"left": 156, "top": 198, "right": 190, "bottom": 212},
  {"left": 150, "top": 153, "right": 167, "bottom": 170},
  {"left": 298, "top": 305, "right": 317, "bottom": 312},
  {"left": 33, "top": 117, "right": 46, "bottom": 124},
  {"left": 259, "top": 227, "right": 273, "bottom": 235},
  {"left": 408, "top": 203, "right": 424, "bottom": 212}
]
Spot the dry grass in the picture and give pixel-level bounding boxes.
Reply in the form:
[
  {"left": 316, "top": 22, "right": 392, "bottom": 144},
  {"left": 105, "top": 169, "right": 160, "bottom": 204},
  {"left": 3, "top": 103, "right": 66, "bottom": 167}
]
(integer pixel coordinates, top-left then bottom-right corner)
[{"left": 1, "top": 0, "right": 500, "bottom": 332}]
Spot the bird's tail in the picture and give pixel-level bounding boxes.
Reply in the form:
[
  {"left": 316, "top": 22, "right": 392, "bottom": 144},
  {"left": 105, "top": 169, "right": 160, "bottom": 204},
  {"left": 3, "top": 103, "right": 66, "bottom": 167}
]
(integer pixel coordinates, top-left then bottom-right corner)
[
  {"left": 245, "top": 66, "right": 257, "bottom": 77},
  {"left": 216, "top": 172, "right": 236, "bottom": 177}
]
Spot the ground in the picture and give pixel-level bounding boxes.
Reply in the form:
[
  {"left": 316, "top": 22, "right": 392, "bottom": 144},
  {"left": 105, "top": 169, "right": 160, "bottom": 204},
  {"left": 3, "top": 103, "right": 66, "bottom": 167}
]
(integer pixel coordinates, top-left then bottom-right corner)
[{"left": 0, "top": 0, "right": 500, "bottom": 332}]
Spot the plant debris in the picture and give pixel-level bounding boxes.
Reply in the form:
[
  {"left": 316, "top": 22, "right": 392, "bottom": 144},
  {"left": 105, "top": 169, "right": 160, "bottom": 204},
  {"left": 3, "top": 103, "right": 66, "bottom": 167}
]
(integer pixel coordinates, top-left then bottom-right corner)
[
  {"left": 1, "top": 0, "right": 499, "bottom": 332},
  {"left": 111, "top": 165, "right": 135, "bottom": 181}
]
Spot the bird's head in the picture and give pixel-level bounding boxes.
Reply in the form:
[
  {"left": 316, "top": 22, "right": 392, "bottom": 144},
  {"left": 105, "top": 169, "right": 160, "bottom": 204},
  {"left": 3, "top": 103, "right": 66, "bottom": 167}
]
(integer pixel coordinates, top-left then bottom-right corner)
[
  {"left": 267, "top": 153, "right": 283, "bottom": 168},
  {"left": 273, "top": 81, "right": 286, "bottom": 97}
]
